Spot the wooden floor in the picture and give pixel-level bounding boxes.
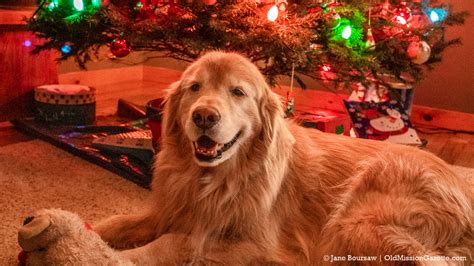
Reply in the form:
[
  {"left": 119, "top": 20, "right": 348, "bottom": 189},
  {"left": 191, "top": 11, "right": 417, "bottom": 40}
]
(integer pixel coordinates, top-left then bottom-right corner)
[{"left": 1, "top": 81, "right": 473, "bottom": 168}]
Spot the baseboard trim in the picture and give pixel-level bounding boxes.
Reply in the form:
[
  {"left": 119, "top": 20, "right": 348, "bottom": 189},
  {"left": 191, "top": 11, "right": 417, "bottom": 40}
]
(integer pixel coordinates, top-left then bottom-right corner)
[{"left": 411, "top": 105, "right": 474, "bottom": 132}]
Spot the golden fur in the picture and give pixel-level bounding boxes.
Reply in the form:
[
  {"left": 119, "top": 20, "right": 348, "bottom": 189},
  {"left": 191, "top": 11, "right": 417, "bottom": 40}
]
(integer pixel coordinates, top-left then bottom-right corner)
[{"left": 95, "top": 52, "right": 473, "bottom": 265}]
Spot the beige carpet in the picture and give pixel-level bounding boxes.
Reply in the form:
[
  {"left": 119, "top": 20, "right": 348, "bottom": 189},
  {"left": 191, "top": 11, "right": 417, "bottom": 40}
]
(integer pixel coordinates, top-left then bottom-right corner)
[
  {"left": 0, "top": 140, "right": 473, "bottom": 265},
  {"left": 0, "top": 140, "right": 149, "bottom": 265}
]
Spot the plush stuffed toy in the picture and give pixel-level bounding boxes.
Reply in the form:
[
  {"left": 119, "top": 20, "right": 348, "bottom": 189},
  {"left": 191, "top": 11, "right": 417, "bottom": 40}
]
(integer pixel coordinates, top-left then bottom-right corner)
[{"left": 17, "top": 209, "right": 133, "bottom": 265}]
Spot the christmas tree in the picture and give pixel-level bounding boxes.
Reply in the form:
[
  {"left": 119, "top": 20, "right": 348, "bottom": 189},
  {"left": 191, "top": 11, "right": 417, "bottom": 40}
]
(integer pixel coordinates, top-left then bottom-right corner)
[{"left": 27, "top": 0, "right": 468, "bottom": 90}]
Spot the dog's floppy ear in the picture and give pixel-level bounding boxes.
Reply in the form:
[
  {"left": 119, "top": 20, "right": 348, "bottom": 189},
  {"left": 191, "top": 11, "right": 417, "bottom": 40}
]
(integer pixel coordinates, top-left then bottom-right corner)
[
  {"left": 259, "top": 85, "right": 286, "bottom": 146},
  {"left": 162, "top": 81, "right": 182, "bottom": 139}
]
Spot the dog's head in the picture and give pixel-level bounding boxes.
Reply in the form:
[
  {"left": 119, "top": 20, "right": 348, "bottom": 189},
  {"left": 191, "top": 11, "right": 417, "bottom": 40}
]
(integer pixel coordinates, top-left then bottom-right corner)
[{"left": 161, "top": 51, "right": 287, "bottom": 167}]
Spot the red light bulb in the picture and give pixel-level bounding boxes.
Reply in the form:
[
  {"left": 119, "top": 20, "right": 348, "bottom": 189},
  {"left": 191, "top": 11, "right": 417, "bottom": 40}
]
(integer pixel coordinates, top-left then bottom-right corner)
[{"left": 322, "top": 64, "right": 332, "bottom": 72}]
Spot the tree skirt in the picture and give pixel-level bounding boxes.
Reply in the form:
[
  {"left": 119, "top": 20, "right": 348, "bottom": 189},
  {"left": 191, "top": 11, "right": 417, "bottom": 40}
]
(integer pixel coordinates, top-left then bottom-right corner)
[
  {"left": 0, "top": 140, "right": 149, "bottom": 265},
  {"left": 12, "top": 119, "right": 153, "bottom": 188},
  {"left": 0, "top": 140, "right": 472, "bottom": 264}
]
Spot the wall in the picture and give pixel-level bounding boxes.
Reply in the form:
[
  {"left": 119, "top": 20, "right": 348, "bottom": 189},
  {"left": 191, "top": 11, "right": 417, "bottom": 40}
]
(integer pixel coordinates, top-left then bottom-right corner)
[
  {"left": 414, "top": 0, "right": 474, "bottom": 114},
  {"left": 58, "top": 0, "right": 474, "bottom": 114}
]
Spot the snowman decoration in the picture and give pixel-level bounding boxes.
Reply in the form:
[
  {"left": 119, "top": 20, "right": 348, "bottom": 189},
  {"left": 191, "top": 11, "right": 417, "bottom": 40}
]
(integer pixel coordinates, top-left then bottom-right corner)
[
  {"left": 345, "top": 100, "right": 422, "bottom": 145},
  {"left": 368, "top": 108, "right": 407, "bottom": 137}
]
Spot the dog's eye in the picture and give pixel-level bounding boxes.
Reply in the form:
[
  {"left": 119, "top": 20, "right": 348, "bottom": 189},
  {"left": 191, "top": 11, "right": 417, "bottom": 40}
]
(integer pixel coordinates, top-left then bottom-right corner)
[
  {"left": 190, "top": 83, "right": 200, "bottom": 92},
  {"left": 231, "top": 87, "right": 246, "bottom": 97}
]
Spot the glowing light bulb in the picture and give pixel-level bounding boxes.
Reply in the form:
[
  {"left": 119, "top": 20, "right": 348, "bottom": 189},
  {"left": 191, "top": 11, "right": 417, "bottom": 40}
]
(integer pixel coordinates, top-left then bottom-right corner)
[
  {"left": 23, "top": 40, "right": 32, "bottom": 47},
  {"left": 61, "top": 45, "right": 72, "bottom": 54},
  {"left": 73, "top": 0, "right": 84, "bottom": 11},
  {"left": 341, "top": 25, "right": 352, "bottom": 39},
  {"left": 267, "top": 5, "right": 279, "bottom": 22},
  {"left": 322, "top": 64, "right": 332, "bottom": 72},
  {"left": 92, "top": 0, "right": 101, "bottom": 8},
  {"left": 429, "top": 10, "right": 439, "bottom": 22},
  {"left": 428, "top": 8, "right": 447, "bottom": 23},
  {"left": 48, "top": 0, "right": 58, "bottom": 11}
]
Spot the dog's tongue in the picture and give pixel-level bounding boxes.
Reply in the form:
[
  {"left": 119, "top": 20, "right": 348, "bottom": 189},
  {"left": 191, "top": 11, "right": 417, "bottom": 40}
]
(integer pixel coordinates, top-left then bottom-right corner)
[
  {"left": 196, "top": 136, "right": 219, "bottom": 156},
  {"left": 197, "top": 136, "right": 216, "bottom": 148}
]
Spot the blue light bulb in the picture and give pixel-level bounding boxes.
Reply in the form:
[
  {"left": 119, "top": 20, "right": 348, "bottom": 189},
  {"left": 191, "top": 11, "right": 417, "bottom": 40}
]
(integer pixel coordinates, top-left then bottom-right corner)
[
  {"left": 429, "top": 10, "right": 440, "bottom": 22},
  {"left": 23, "top": 40, "right": 32, "bottom": 47},
  {"left": 61, "top": 45, "right": 72, "bottom": 54},
  {"left": 428, "top": 8, "right": 448, "bottom": 23}
]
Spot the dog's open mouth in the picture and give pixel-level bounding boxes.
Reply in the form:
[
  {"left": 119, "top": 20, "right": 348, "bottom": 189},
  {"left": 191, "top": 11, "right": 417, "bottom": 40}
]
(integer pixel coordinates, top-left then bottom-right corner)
[{"left": 193, "top": 132, "right": 241, "bottom": 162}]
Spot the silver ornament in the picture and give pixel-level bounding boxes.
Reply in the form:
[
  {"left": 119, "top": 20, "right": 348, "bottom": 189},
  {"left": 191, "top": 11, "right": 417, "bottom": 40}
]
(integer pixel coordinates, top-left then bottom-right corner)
[{"left": 408, "top": 40, "right": 431, "bottom": 64}]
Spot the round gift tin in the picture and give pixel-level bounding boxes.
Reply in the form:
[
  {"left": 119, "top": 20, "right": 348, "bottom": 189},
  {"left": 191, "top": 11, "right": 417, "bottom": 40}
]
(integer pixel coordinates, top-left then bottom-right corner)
[{"left": 34, "top": 84, "right": 96, "bottom": 125}]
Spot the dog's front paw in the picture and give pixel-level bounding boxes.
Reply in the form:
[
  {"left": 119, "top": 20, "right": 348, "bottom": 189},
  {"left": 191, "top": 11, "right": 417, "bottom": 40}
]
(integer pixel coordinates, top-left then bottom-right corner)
[{"left": 93, "top": 214, "right": 154, "bottom": 249}]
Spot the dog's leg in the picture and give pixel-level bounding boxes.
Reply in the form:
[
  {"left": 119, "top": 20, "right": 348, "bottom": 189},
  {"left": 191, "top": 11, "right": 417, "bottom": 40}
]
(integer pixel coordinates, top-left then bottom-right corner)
[
  {"left": 94, "top": 214, "right": 156, "bottom": 249},
  {"left": 120, "top": 233, "right": 191, "bottom": 265},
  {"left": 317, "top": 151, "right": 473, "bottom": 265},
  {"left": 121, "top": 234, "right": 283, "bottom": 265}
]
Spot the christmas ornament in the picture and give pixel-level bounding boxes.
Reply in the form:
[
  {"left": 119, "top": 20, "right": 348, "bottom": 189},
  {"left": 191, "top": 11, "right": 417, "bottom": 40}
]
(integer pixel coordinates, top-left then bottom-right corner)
[
  {"left": 285, "top": 64, "right": 296, "bottom": 117},
  {"left": 132, "top": 0, "right": 157, "bottom": 19},
  {"left": 407, "top": 40, "right": 431, "bottom": 64},
  {"left": 279, "top": 4, "right": 286, "bottom": 12},
  {"left": 365, "top": 27, "right": 376, "bottom": 50},
  {"left": 309, "top": 43, "right": 324, "bottom": 53},
  {"left": 365, "top": 8, "right": 375, "bottom": 50},
  {"left": 202, "top": 0, "right": 217, "bottom": 5},
  {"left": 285, "top": 91, "right": 294, "bottom": 117},
  {"left": 393, "top": 4, "right": 412, "bottom": 25},
  {"left": 110, "top": 38, "right": 131, "bottom": 57},
  {"left": 380, "top": 0, "right": 390, "bottom": 16},
  {"left": 320, "top": 63, "right": 336, "bottom": 80},
  {"left": 326, "top": 12, "right": 341, "bottom": 28}
]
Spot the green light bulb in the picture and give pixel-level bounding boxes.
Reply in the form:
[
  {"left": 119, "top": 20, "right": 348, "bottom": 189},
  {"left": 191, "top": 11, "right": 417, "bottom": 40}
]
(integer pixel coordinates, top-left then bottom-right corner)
[
  {"left": 92, "top": 0, "right": 100, "bottom": 8},
  {"left": 341, "top": 25, "right": 352, "bottom": 40}
]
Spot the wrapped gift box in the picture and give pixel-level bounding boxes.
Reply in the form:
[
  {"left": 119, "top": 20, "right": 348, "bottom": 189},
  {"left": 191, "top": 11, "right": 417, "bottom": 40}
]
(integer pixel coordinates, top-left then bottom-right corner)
[
  {"left": 295, "top": 110, "right": 351, "bottom": 135},
  {"left": 34, "top": 84, "right": 96, "bottom": 125}
]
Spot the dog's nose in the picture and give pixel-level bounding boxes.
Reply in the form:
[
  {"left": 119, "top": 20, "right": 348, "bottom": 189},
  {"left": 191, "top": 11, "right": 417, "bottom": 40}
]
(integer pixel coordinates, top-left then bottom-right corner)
[
  {"left": 192, "top": 107, "right": 221, "bottom": 129},
  {"left": 23, "top": 216, "right": 34, "bottom": 225}
]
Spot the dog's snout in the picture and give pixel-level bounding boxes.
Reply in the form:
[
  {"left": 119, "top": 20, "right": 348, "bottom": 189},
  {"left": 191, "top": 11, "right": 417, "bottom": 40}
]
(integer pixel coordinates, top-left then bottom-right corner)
[{"left": 192, "top": 107, "right": 221, "bottom": 129}]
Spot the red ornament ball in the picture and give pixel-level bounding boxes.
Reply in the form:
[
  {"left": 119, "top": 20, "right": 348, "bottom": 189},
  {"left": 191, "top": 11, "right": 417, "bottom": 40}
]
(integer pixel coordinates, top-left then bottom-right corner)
[
  {"left": 110, "top": 38, "right": 131, "bottom": 58},
  {"left": 202, "top": 0, "right": 217, "bottom": 5},
  {"left": 393, "top": 4, "right": 412, "bottom": 25}
]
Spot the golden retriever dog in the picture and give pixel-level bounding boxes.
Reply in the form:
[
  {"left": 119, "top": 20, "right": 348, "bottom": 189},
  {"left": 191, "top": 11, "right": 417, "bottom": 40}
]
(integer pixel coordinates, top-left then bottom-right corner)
[{"left": 94, "top": 51, "right": 473, "bottom": 265}]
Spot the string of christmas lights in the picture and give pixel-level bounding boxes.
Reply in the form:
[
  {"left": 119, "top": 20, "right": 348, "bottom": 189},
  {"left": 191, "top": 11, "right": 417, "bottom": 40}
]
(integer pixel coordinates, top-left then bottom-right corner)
[{"left": 26, "top": 0, "right": 468, "bottom": 90}]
